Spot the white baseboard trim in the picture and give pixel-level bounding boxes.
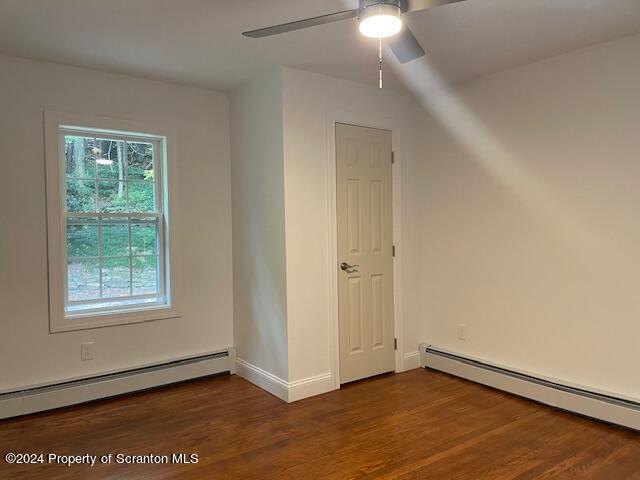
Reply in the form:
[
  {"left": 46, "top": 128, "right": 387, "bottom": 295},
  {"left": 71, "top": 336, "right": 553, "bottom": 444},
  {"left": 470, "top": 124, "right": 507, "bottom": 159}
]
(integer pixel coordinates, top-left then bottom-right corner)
[
  {"left": 0, "top": 350, "right": 232, "bottom": 420},
  {"left": 288, "top": 372, "right": 335, "bottom": 402},
  {"left": 403, "top": 351, "right": 421, "bottom": 371},
  {"left": 235, "top": 358, "right": 334, "bottom": 403},
  {"left": 419, "top": 344, "right": 640, "bottom": 431},
  {"left": 235, "top": 358, "right": 289, "bottom": 401}
]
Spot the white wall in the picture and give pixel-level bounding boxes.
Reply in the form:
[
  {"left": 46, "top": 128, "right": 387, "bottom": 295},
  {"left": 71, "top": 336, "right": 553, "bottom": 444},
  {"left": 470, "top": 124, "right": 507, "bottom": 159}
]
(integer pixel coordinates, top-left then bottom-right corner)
[
  {"left": 230, "top": 70, "right": 289, "bottom": 381},
  {"left": 7, "top": 29, "right": 637, "bottom": 406},
  {"left": 274, "top": 33, "right": 640, "bottom": 402},
  {"left": 281, "top": 68, "right": 425, "bottom": 383},
  {"left": 229, "top": 67, "right": 424, "bottom": 396},
  {"left": 414, "top": 33, "right": 640, "bottom": 401},
  {"left": 0, "top": 55, "right": 233, "bottom": 392}
]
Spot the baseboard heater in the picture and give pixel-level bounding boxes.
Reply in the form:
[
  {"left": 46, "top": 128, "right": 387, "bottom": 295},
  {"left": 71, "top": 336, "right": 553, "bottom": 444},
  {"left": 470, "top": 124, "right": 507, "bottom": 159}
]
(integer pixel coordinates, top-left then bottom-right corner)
[
  {"left": 0, "top": 349, "right": 235, "bottom": 420},
  {"left": 419, "top": 344, "right": 640, "bottom": 431}
]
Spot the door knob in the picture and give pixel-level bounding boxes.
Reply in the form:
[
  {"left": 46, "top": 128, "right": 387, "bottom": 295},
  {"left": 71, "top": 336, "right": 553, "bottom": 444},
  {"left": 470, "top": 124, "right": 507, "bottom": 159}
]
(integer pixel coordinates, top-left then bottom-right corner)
[{"left": 340, "top": 262, "right": 359, "bottom": 272}]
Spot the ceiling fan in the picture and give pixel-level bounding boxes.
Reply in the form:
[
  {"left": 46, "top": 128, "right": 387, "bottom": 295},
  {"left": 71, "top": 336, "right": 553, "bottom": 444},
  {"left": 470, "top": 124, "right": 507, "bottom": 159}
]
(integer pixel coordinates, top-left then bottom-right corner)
[{"left": 242, "top": 0, "right": 466, "bottom": 65}]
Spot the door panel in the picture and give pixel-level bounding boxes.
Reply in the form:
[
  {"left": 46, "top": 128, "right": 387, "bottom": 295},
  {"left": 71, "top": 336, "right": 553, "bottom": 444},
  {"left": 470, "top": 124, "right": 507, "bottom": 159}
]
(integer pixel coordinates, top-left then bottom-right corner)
[
  {"left": 336, "top": 123, "right": 394, "bottom": 384},
  {"left": 347, "top": 179, "right": 361, "bottom": 254},
  {"left": 370, "top": 180, "right": 383, "bottom": 253},
  {"left": 348, "top": 276, "right": 363, "bottom": 353}
]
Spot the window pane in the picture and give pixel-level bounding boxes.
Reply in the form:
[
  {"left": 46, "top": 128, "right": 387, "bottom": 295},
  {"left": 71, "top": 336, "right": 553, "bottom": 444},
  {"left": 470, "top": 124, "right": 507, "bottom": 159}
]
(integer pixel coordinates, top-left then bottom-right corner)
[
  {"left": 66, "top": 179, "right": 96, "bottom": 212},
  {"left": 60, "top": 129, "right": 168, "bottom": 319},
  {"left": 102, "top": 257, "right": 130, "bottom": 298},
  {"left": 68, "top": 258, "right": 100, "bottom": 301},
  {"left": 132, "top": 256, "right": 159, "bottom": 296},
  {"left": 101, "top": 219, "right": 130, "bottom": 257},
  {"left": 128, "top": 182, "right": 155, "bottom": 212},
  {"left": 98, "top": 181, "right": 127, "bottom": 212},
  {"left": 131, "top": 220, "right": 157, "bottom": 255},
  {"left": 65, "top": 135, "right": 96, "bottom": 179},
  {"left": 67, "top": 218, "right": 99, "bottom": 257},
  {"left": 127, "top": 142, "right": 154, "bottom": 181},
  {"left": 95, "top": 139, "right": 126, "bottom": 180}
]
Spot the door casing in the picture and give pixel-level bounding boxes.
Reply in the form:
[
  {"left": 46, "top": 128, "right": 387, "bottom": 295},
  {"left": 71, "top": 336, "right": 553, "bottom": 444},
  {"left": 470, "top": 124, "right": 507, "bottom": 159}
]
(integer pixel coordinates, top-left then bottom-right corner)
[{"left": 326, "top": 110, "right": 405, "bottom": 389}]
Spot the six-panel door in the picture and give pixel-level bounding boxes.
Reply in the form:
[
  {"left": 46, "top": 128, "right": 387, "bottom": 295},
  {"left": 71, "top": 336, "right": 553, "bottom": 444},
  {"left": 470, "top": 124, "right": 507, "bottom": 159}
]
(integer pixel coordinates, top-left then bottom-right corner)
[{"left": 336, "top": 123, "right": 395, "bottom": 384}]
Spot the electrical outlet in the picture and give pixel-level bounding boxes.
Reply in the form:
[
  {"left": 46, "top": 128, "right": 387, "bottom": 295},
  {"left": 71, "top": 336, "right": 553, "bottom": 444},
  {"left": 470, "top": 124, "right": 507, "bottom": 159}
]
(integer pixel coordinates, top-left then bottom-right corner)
[
  {"left": 81, "top": 342, "right": 94, "bottom": 361},
  {"left": 457, "top": 324, "right": 467, "bottom": 341}
]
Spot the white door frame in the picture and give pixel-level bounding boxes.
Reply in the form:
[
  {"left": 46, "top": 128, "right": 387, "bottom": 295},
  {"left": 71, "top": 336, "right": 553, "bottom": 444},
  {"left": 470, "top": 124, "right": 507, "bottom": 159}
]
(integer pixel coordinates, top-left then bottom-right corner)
[{"left": 326, "top": 109, "right": 405, "bottom": 389}]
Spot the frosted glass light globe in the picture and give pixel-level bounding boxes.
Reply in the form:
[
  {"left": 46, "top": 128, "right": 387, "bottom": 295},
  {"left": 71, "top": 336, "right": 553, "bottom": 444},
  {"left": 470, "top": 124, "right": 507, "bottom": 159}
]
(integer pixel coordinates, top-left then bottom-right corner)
[{"left": 359, "top": 3, "right": 402, "bottom": 39}]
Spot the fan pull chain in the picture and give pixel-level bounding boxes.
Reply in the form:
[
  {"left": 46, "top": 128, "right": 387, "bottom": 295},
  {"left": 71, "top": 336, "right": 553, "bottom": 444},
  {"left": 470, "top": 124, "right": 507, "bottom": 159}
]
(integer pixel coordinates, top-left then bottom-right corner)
[{"left": 378, "top": 37, "right": 383, "bottom": 89}]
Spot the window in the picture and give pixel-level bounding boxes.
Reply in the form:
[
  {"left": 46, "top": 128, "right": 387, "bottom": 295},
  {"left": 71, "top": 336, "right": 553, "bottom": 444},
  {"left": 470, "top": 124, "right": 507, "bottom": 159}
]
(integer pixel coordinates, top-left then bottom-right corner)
[
  {"left": 63, "top": 129, "right": 166, "bottom": 314},
  {"left": 45, "top": 112, "right": 179, "bottom": 331}
]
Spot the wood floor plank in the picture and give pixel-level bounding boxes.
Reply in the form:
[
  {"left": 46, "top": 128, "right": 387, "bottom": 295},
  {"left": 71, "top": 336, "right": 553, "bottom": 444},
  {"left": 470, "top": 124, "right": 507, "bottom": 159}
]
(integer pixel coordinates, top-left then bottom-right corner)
[{"left": 0, "top": 369, "right": 638, "bottom": 479}]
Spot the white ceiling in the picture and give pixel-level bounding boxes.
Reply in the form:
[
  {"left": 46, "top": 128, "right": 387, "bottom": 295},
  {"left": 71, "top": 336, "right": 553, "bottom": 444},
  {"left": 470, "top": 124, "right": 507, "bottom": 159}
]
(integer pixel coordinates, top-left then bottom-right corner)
[{"left": 0, "top": 0, "right": 639, "bottom": 92}]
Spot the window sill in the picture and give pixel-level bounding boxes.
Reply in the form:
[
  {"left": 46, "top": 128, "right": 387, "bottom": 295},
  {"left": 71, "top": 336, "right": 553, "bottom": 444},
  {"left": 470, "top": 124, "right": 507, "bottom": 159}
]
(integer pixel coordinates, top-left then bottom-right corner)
[{"left": 51, "top": 305, "right": 181, "bottom": 333}]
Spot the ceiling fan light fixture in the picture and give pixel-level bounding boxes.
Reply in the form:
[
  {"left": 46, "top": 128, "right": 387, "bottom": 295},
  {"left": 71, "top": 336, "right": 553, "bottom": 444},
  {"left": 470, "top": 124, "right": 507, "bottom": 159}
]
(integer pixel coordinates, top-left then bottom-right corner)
[
  {"left": 359, "top": 3, "right": 402, "bottom": 39},
  {"left": 95, "top": 158, "right": 113, "bottom": 166}
]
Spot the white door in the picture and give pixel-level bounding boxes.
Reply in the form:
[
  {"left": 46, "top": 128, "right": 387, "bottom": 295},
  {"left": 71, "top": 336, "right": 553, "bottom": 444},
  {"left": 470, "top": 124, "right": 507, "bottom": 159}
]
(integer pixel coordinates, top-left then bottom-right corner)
[{"left": 336, "top": 123, "right": 395, "bottom": 384}]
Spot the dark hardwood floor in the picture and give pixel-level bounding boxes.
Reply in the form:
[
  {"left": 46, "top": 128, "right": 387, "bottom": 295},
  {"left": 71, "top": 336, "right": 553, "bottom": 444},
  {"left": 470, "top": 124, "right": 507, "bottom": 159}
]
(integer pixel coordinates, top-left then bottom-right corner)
[{"left": 1, "top": 368, "right": 639, "bottom": 479}]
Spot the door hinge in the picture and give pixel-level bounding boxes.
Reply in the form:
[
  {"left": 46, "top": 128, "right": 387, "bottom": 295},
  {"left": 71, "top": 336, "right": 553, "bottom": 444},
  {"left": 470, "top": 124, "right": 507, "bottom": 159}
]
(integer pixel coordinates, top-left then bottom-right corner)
[
  {"left": 392, "top": 245, "right": 396, "bottom": 257},
  {"left": 391, "top": 151, "right": 395, "bottom": 164},
  {"left": 394, "top": 338, "right": 398, "bottom": 350}
]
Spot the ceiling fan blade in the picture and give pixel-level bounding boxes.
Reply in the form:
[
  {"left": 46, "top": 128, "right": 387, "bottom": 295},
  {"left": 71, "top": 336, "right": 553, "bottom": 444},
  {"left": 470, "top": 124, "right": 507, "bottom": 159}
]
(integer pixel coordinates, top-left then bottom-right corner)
[
  {"left": 404, "top": 0, "right": 467, "bottom": 13},
  {"left": 388, "top": 26, "right": 425, "bottom": 64},
  {"left": 243, "top": 9, "right": 359, "bottom": 38}
]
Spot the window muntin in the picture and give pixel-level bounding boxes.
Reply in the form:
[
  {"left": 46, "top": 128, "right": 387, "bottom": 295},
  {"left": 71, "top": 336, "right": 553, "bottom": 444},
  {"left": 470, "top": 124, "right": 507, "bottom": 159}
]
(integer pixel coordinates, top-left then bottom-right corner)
[{"left": 61, "top": 129, "right": 167, "bottom": 317}]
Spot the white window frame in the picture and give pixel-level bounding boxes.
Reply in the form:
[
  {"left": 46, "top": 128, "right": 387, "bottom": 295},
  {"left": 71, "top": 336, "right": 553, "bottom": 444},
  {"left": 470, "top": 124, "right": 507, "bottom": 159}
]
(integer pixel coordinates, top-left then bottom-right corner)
[{"left": 45, "top": 111, "right": 181, "bottom": 332}]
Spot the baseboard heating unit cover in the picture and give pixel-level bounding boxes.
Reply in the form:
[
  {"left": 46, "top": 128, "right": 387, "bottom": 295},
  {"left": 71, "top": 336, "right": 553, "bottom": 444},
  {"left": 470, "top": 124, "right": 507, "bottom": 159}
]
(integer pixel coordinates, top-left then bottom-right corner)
[
  {"left": 0, "top": 349, "right": 234, "bottom": 420},
  {"left": 419, "top": 344, "right": 640, "bottom": 431}
]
